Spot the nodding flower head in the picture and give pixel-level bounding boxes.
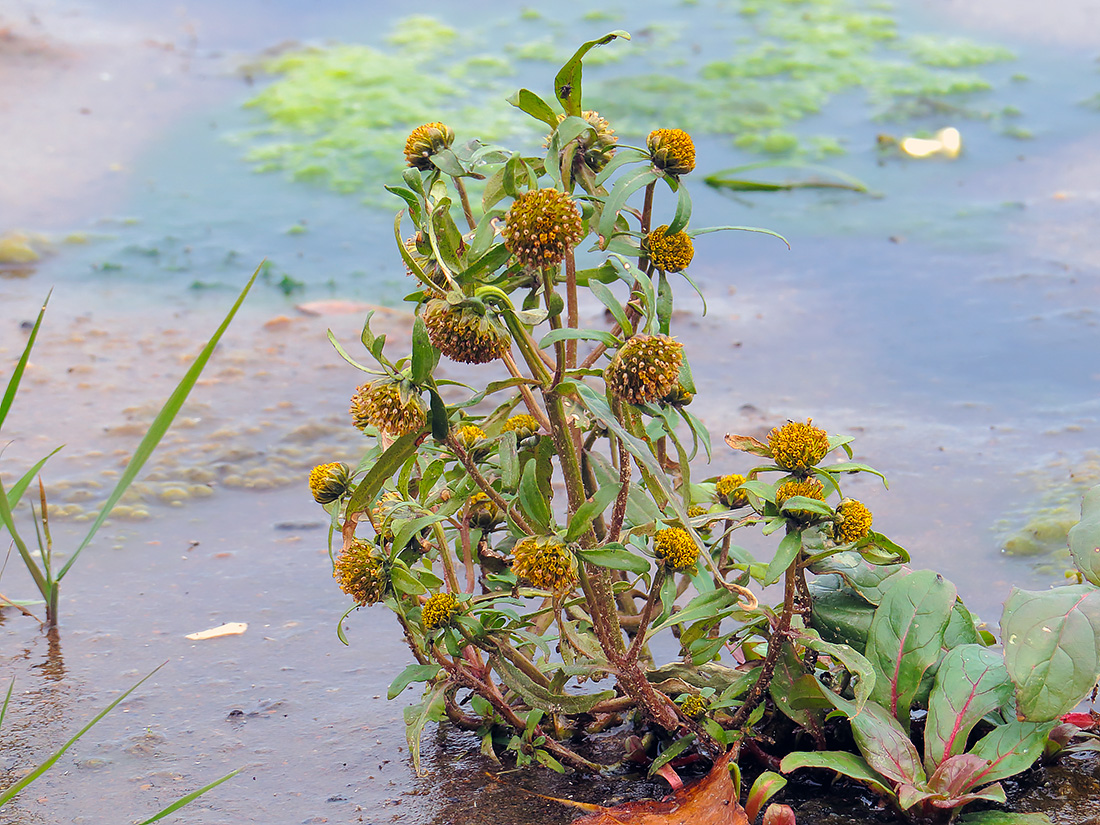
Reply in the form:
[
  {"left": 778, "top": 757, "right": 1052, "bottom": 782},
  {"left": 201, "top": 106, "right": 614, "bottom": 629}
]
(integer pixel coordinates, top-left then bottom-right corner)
[
  {"left": 645, "top": 225, "right": 694, "bottom": 273},
  {"left": 309, "top": 462, "right": 351, "bottom": 505},
  {"left": 775, "top": 478, "right": 826, "bottom": 522},
  {"left": 423, "top": 298, "right": 510, "bottom": 365},
  {"left": 833, "top": 499, "right": 873, "bottom": 544},
  {"left": 512, "top": 536, "right": 577, "bottom": 594},
  {"left": 349, "top": 381, "right": 427, "bottom": 438},
  {"left": 404, "top": 122, "right": 455, "bottom": 170},
  {"left": 334, "top": 539, "right": 385, "bottom": 607},
  {"left": 421, "top": 592, "right": 460, "bottom": 630},
  {"left": 647, "top": 128, "right": 696, "bottom": 176},
  {"left": 716, "top": 474, "right": 748, "bottom": 509},
  {"left": 654, "top": 527, "right": 698, "bottom": 572}
]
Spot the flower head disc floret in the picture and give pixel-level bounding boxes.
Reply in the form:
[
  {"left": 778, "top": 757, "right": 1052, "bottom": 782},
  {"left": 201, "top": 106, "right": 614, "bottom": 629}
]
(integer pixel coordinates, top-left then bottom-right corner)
[
  {"left": 654, "top": 527, "right": 698, "bottom": 572},
  {"left": 512, "top": 536, "right": 577, "bottom": 593},
  {"left": 350, "top": 381, "right": 427, "bottom": 438},
  {"left": 775, "top": 478, "right": 826, "bottom": 521},
  {"left": 501, "top": 414, "right": 540, "bottom": 437},
  {"left": 334, "top": 539, "right": 385, "bottom": 607},
  {"left": 422, "top": 592, "right": 460, "bottom": 631},
  {"left": 606, "top": 334, "right": 684, "bottom": 406},
  {"left": 833, "top": 499, "right": 873, "bottom": 544},
  {"left": 768, "top": 419, "right": 831, "bottom": 473},
  {"left": 502, "top": 188, "right": 584, "bottom": 269},
  {"left": 404, "top": 122, "right": 455, "bottom": 170},
  {"left": 309, "top": 462, "right": 351, "bottom": 505},
  {"left": 647, "top": 128, "right": 696, "bottom": 176},
  {"left": 423, "top": 298, "right": 510, "bottom": 364},
  {"left": 645, "top": 225, "right": 694, "bottom": 273},
  {"left": 716, "top": 474, "right": 748, "bottom": 509}
]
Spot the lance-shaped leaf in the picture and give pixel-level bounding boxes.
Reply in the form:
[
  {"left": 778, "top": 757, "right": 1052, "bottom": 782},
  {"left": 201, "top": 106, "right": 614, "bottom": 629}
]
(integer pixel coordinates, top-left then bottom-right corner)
[
  {"left": 491, "top": 654, "right": 614, "bottom": 714},
  {"left": 345, "top": 430, "right": 425, "bottom": 516},
  {"left": 958, "top": 811, "right": 1053, "bottom": 825},
  {"left": 404, "top": 683, "right": 447, "bottom": 777},
  {"left": 780, "top": 750, "right": 894, "bottom": 801},
  {"left": 827, "top": 692, "right": 926, "bottom": 787},
  {"left": 967, "top": 718, "right": 1054, "bottom": 785},
  {"left": 552, "top": 30, "right": 629, "bottom": 116},
  {"left": 770, "top": 643, "right": 825, "bottom": 744},
  {"left": 1068, "top": 483, "right": 1100, "bottom": 587},
  {"left": 866, "top": 569, "right": 957, "bottom": 726},
  {"left": 924, "top": 644, "right": 1014, "bottom": 774},
  {"left": 798, "top": 631, "right": 876, "bottom": 714},
  {"left": 745, "top": 772, "right": 786, "bottom": 822},
  {"left": 1001, "top": 584, "right": 1100, "bottom": 721}
]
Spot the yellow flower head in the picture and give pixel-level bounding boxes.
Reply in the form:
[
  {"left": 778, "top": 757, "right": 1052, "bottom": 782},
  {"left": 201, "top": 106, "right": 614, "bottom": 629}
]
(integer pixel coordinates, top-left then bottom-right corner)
[
  {"left": 421, "top": 592, "right": 460, "bottom": 630},
  {"left": 679, "top": 694, "right": 708, "bottom": 718},
  {"left": 309, "top": 462, "right": 351, "bottom": 505},
  {"left": 501, "top": 413, "right": 540, "bottom": 438},
  {"left": 647, "top": 128, "right": 696, "bottom": 176},
  {"left": 606, "top": 334, "right": 684, "bottom": 406},
  {"left": 455, "top": 424, "right": 487, "bottom": 449},
  {"left": 423, "top": 297, "right": 510, "bottom": 364},
  {"left": 768, "top": 419, "right": 831, "bottom": 473},
  {"left": 654, "top": 527, "right": 698, "bottom": 572},
  {"left": 715, "top": 474, "right": 748, "bottom": 509},
  {"left": 833, "top": 499, "right": 873, "bottom": 544},
  {"left": 775, "top": 478, "right": 826, "bottom": 521},
  {"left": 502, "top": 188, "right": 584, "bottom": 269},
  {"left": 334, "top": 539, "right": 385, "bottom": 607},
  {"left": 350, "top": 381, "right": 427, "bottom": 438},
  {"left": 512, "top": 536, "right": 577, "bottom": 593},
  {"left": 687, "top": 504, "right": 708, "bottom": 519},
  {"left": 404, "top": 122, "right": 455, "bottom": 170},
  {"left": 645, "top": 225, "right": 695, "bottom": 273}
]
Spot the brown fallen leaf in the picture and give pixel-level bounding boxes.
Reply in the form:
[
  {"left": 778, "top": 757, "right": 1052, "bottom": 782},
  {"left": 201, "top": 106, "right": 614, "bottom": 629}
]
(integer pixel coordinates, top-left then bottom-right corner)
[
  {"left": 573, "top": 748, "right": 748, "bottom": 825},
  {"left": 185, "top": 622, "right": 247, "bottom": 640}
]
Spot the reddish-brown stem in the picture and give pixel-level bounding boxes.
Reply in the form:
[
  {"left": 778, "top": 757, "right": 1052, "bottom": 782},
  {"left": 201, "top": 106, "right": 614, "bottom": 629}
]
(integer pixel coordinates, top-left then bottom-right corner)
[{"left": 565, "top": 251, "right": 578, "bottom": 369}]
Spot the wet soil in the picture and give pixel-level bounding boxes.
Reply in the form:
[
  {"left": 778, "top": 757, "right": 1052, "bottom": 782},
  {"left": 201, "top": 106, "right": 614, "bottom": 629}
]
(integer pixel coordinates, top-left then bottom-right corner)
[{"left": 2, "top": 1, "right": 1100, "bottom": 823}]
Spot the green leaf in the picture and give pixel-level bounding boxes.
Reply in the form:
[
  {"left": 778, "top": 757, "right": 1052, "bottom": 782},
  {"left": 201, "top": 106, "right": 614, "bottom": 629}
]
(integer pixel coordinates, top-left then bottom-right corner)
[
  {"left": 500, "top": 431, "right": 520, "bottom": 490},
  {"left": 967, "top": 718, "right": 1055, "bottom": 784},
  {"left": 58, "top": 264, "right": 260, "bottom": 582},
  {"left": 1068, "top": 483, "right": 1100, "bottom": 586},
  {"left": 388, "top": 663, "right": 442, "bottom": 700},
  {"left": 538, "top": 327, "right": 619, "bottom": 349},
  {"left": 428, "top": 197, "right": 464, "bottom": 274},
  {"left": 345, "top": 430, "right": 425, "bottom": 517},
  {"left": 688, "top": 224, "right": 791, "bottom": 249},
  {"left": 649, "top": 588, "right": 737, "bottom": 634},
  {"left": 507, "top": 88, "right": 559, "bottom": 128},
  {"left": 576, "top": 545, "right": 651, "bottom": 575},
  {"left": 798, "top": 632, "right": 876, "bottom": 714},
  {"left": 1001, "top": 584, "right": 1100, "bottom": 721},
  {"left": 648, "top": 733, "right": 695, "bottom": 778},
  {"left": 588, "top": 279, "right": 632, "bottom": 335},
  {"left": 518, "top": 459, "right": 552, "bottom": 530},
  {"left": 429, "top": 148, "right": 468, "bottom": 178},
  {"left": 565, "top": 483, "right": 620, "bottom": 542},
  {"left": 745, "top": 771, "right": 786, "bottom": 822},
  {"left": 763, "top": 530, "right": 802, "bottom": 586},
  {"left": 866, "top": 569, "right": 957, "bottom": 726},
  {"left": 404, "top": 683, "right": 447, "bottom": 776},
  {"left": 958, "top": 811, "right": 1053, "bottom": 825},
  {"left": 427, "top": 386, "right": 450, "bottom": 442},
  {"left": 826, "top": 693, "right": 926, "bottom": 787},
  {"left": 491, "top": 654, "right": 614, "bottom": 714},
  {"left": 553, "top": 31, "right": 630, "bottom": 116},
  {"left": 666, "top": 178, "right": 692, "bottom": 236},
  {"left": 770, "top": 643, "right": 825, "bottom": 744},
  {"left": 808, "top": 576, "right": 876, "bottom": 649},
  {"left": 0, "top": 665, "right": 165, "bottom": 807},
  {"left": 703, "top": 162, "right": 870, "bottom": 194},
  {"left": 1, "top": 290, "right": 49, "bottom": 430},
  {"left": 411, "top": 316, "right": 438, "bottom": 386},
  {"left": 924, "top": 644, "right": 1014, "bottom": 774},
  {"left": 384, "top": 185, "right": 423, "bottom": 227},
  {"left": 598, "top": 166, "right": 658, "bottom": 241},
  {"left": 780, "top": 750, "right": 894, "bottom": 800}
]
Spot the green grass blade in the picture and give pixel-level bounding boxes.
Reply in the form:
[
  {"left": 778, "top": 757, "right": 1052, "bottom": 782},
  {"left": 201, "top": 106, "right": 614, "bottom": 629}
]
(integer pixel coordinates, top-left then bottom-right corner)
[
  {"left": 0, "top": 677, "right": 13, "bottom": 732},
  {"left": 57, "top": 264, "right": 260, "bottom": 582},
  {"left": 0, "top": 472, "right": 50, "bottom": 601},
  {"left": 4, "top": 447, "right": 63, "bottom": 513},
  {"left": 0, "top": 664, "right": 165, "bottom": 807},
  {"left": 0, "top": 291, "right": 50, "bottom": 431},
  {"left": 134, "top": 768, "right": 240, "bottom": 824}
]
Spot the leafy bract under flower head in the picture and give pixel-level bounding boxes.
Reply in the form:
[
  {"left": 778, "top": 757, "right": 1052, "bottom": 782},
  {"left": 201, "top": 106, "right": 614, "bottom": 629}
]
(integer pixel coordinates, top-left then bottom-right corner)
[
  {"left": 606, "top": 334, "right": 684, "bottom": 406},
  {"left": 768, "top": 419, "right": 830, "bottom": 472},
  {"left": 647, "top": 128, "right": 696, "bottom": 176},
  {"left": 423, "top": 297, "right": 511, "bottom": 364},
  {"left": 350, "top": 381, "right": 427, "bottom": 437},
  {"left": 404, "top": 121, "right": 455, "bottom": 170},
  {"left": 502, "top": 188, "right": 584, "bottom": 269},
  {"left": 512, "top": 536, "right": 577, "bottom": 593},
  {"left": 334, "top": 539, "right": 385, "bottom": 606},
  {"left": 833, "top": 498, "right": 873, "bottom": 543},
  {"left": 552, "top": 110, "right": 618, "bottom": 174},
  {"left": 716, "top": 473, "right": 748, "bottom": 508},
  {"left": 646, "top": 225, "right": 695, "bottom": 272},
  {"left": 776, "top": 477, "right": 826, "bottom": 521},
  {"left": 654, "top": 527, "right": 698, "bottom": 572}
]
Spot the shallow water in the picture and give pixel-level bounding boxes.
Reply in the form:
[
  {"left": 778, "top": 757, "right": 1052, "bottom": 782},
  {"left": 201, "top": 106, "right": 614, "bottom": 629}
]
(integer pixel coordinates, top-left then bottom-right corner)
[{"left": 2, "top": 0, "right": 1100, "bottom": 822}]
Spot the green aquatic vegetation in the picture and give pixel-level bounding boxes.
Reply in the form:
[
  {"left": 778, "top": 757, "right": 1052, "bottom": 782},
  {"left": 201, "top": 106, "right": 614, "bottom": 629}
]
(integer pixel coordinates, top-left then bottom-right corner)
[{"left": 239, "top": 1, "right": 1026, "bottom": 199}]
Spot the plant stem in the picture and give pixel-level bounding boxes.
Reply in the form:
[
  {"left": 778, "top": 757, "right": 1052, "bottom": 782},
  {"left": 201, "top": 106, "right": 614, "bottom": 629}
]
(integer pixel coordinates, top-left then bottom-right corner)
[
  {"left": 430, "top": 521, "right": 461, "bottom": 595},
  {"left": 500, "top": 351, "right": 552, "bottom": 431},
  {"left": 638, "top": 181, "right": 655, "bottom": 270},
  {"left": 565, "top": 251, "right": 578, "bottom": 369},
  {"left": 445, "top": 434, "right": 534, "bottom": 535},
  {"left": 452, "top": 177, "right": 476, "bottom": 231},
  {"left": 624, "top": 568, "right": 664, "bottom": 665}
]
